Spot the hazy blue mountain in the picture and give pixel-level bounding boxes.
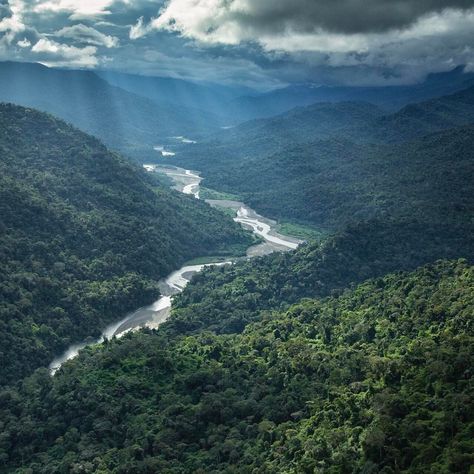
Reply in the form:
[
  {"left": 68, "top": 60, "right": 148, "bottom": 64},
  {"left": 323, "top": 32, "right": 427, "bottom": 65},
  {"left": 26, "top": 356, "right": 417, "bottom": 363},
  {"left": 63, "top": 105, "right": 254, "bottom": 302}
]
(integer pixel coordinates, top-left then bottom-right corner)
[
  {"left": 97, "top": 70, "right": 255, "bottom": 119},
  {"left": 0, "top": 61, "right": 222, "bottom": 160},
  {"left": 228, "top": 66, "right": 474, "bottom": 120},
  {"left": 172, "top": 84, "right": 474, "bottom": 171},
  {"left": 187, "top": 101, "right": 384, "bottom": 159},
  {"left": 169, "top": 86, "right": 474, "bottom": 231}
]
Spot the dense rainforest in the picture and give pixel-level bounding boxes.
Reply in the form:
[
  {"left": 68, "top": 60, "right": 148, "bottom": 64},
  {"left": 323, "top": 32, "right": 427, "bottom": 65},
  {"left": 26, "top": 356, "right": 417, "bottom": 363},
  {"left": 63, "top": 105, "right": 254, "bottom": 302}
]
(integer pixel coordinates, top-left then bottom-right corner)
[
  {"left": 189, "top": 125, "right": 474, "bottom": 230},
  {"left": 1, "top": 61, "right": 474, "bottom": 474},
  {"left": 0, "top": 103, "right": 253, "bottom": 384},
  {"left": 169, "top": 86, "right": 474, "bottom": 230},
  {"left": 0, "top": 260, "right": 472, "bottom": 473},
  {"left": 164, "top": 217, "right": 474, "bottom": 338}
]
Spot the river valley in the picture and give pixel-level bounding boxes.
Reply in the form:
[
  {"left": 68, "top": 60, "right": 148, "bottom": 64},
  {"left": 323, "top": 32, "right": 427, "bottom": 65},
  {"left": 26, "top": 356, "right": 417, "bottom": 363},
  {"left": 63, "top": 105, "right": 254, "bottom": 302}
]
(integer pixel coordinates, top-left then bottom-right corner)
[{"left": 49, "top": 165, "right": 302, "bottom": 373}]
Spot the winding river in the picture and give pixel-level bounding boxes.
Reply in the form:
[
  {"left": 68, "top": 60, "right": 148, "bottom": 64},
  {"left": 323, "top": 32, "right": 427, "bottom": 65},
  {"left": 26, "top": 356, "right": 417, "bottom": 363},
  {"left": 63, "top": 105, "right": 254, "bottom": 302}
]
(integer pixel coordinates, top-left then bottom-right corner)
[{"left": 49, "top": 165, "right": 302, "bottom": 373}]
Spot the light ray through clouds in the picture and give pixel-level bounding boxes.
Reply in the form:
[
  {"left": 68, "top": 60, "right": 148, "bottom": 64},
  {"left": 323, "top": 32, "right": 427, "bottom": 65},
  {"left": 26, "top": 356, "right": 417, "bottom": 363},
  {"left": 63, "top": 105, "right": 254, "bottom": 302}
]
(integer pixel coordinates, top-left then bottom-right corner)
[{"left": 0, "top": 0, "right": 474, "bottom": 87}]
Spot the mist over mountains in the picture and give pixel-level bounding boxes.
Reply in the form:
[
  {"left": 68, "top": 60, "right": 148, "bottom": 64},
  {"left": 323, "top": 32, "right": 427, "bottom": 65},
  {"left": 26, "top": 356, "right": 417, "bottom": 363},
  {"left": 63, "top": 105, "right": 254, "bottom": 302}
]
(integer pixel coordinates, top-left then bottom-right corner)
[
  {"left": 2, "top": 61, "right": 474, "bottom": 161},
  {"left": 0, "top": 51, "right": 473, "bottom": 473}
]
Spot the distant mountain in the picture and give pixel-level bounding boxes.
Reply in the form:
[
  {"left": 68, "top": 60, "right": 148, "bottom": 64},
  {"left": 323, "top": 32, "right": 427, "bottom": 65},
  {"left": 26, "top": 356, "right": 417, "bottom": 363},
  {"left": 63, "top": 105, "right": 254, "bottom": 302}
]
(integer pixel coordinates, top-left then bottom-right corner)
[
  {"left": 171, "top": 85, "right": 474, "bottom": 175},
  {"left": 374, "top": 85, "right": 474, "bottom": 141},
  {"left": 0, "top": 103, "right": 252, "bottom": 384},
  {"left": 0, "top": 61, "right": 223, "bottom": 160},
  {"left": 169, "top": 86, "right": 474, "bottom": 232},
  {"left": 97, "top": 70, "right": 255, "bottom": 119},
  {"left": 177, "top": 125, "right": 474, "bottom": 230},
  {"left": 228, "top": 66, "right": 474, "bottom": 120},
  {"left": 187, "top": 101, "right": 384, "bottom": 159}
]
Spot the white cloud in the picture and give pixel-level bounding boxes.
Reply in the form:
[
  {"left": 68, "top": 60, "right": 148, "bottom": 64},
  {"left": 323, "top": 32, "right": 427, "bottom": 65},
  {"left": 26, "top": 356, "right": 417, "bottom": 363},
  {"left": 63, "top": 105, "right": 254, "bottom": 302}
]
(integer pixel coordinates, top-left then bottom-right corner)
[
  {"left": 31, "top": 37, "right": 98, "bottom": 66},
  {"left": 1, "top": 0, "right": 474, "bottom": 87},
  {"left": 33, "top": 0, "right": 115, "bottom": 19},
  {"left": 0, "top": 0, "right": 26, "bottom": 37},
  {"left": 126, "top": 2, "right": 474, "bottom": 85},
  {"left": 17, "top": 37, "right": 31, "bottom": 47},
  {"left": 132, "top": 1, "right": 474, "bottom": 55},
  {"left": 130, "top": 0, "right": 246, "bottom": 43},
  {"left": 56, "top": 24, "right": 119, "bottom": 48},
  {"left": 129, "top": 16, "right": 149, "bottom": 40}
]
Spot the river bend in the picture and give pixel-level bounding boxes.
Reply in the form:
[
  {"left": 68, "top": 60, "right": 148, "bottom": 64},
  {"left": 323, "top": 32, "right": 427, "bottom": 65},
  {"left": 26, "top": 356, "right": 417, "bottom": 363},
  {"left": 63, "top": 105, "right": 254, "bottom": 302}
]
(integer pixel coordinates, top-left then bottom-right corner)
[{"left": 49, "top": 164, "right": 301, "bottom": 373}]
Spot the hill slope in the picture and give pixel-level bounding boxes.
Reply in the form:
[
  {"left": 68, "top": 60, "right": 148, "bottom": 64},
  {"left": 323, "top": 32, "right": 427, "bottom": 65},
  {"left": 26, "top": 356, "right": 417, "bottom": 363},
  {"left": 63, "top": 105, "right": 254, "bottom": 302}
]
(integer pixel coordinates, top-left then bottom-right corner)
[
  {"left": 97, "top": 70, "right": 254, "bottom": 119},
  {"left": 168, "top": 86, "right": 474, "bottom": 232},
  {"left": 1, "top": 260, "right": 472, "bottom": 473},
  {"left": 172, "top": 123, "right": 474, "bottom": 231},
  {"left": 0, "top": 103, "right": 252, "bottom": 384},
  {"left": 0, "top": 62, "right": 222, "bottom": 160},
  {"left": 172, "top": 84, "right": 474, "bottom": 170}
]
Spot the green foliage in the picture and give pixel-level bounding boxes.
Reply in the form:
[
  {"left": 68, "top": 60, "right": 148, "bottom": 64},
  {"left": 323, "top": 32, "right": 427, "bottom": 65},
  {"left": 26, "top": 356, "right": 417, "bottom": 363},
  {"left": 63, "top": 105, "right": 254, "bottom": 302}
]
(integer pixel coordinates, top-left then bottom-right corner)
[
  {"left": 275, "top": 221, "right": 326, "bottom": 241},
  {"left": 199, "top": 187, "right": 241, "bottom": 201},
  {"left": 1, "top": 260, "right": 472, "bottom": 473},
  {"left": 2, "top": 73, "right": 474, "bottom": 474},
  {"left": 171, "top": 87, "right": 474, "bottom": 231},
  {"left": 164, "top": 217, "right": 474, "bottom": 337},
  {"left": 0, "top": 103, "right": 252, "bottom": 384},
  {"left": 174, "top": 125, "right": 474, "bottom": 232}
]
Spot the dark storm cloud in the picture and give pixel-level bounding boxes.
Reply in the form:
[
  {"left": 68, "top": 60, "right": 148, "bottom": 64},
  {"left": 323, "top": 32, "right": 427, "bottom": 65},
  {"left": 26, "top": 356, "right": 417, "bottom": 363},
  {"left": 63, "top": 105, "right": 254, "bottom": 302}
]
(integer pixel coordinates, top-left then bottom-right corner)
[
  {"left": 1, "top": 0, "right": 474, "bottom": 89},
  {"left": 226, "top": 0, "right": 474, "bottom": 34}
]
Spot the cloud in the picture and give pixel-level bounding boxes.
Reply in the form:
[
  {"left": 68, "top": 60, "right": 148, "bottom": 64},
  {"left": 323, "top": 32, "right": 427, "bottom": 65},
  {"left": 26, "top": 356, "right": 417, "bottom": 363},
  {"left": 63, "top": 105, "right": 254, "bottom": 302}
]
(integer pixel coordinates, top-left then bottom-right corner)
[
  {"left": 17, "top": 37, "right": 31, "bottom": 47},
  {"left": 129, "top": 16, "right": 148, "bottom": 40},
  {"left": 31, "top": 37, "right": 98, "bottom": 66},
  {"left": 1, "top": 0, "right": 474, "bottom": 88},
  {"left": 125, "top": 0, "right": 474, "bottom": 86},
  {"left": 108, "top": 43, "right": 283, "bottom": 89},
  {"left": 33, "top": 0, "right": 115, "bottom": 19},
  {"left": 0, "top": 0, "right": 26, "bottom": 38},
  {"left": 55, "top": 24, "right": 119, "bottom": 47},
  {"left": 133, "top": 0, "right": 474, "bottom": 43}
]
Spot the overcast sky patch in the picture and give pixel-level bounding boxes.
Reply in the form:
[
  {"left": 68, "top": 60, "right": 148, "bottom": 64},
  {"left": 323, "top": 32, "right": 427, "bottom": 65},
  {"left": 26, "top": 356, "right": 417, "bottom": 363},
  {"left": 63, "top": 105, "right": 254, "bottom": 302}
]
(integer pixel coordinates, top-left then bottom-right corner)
[{"left": 1, "top": 0, "right": 474, "bottom": 88}]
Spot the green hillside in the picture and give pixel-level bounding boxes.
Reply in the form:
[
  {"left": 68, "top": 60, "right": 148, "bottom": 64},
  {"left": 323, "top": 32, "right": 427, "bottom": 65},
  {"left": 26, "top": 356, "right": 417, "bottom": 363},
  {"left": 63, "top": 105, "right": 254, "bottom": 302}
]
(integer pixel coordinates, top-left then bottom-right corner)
[
  {"left": 205, "top": 126, "right": 474, "bottom": 229},
  {"left": 0, "top": 62, "right": 222, "bottom": 160},
  {"left": 171, "top": 125, "right": 474, "bottom": 231},
  {"left": 168, "top": 87, "right": 474, "bottom": 231},
  {"left": 164, "top": 216, "right": 474, "bottom": 338},
  {"left": 1, "top": 260, "right": 472, "bottom": 473},
  {"left": 0, "top": 103, "right": 252, "bottom": 384}
]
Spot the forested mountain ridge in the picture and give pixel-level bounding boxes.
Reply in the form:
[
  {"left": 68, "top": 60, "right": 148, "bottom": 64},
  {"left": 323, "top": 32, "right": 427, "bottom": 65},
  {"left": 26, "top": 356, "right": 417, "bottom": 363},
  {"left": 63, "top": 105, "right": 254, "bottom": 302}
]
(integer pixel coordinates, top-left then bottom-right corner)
[
  {"left": 373, "top": 84, "right": 474, "bottom": 142},
  {"left": 172, "top": 84, "right": 474, "bottom": 174},
  {"left": 164, "top": 214, "right": 474, "bottom": 338},
  {"left": 0, "top": 62, "right": 222, "bottom": 160},
  {"left": 0, "top": 103, "right": 252, "bottom": 384},
  {"left": 194, "top": 101, "right": 384, "bottom": 160},
  {"left": 1, "top": 62, "right": 473, "bottom": 474},
  {"left": 170, "top": 123, "right": 474, "bottom": 231},
  {"left": 1, "top": 260, "right": 472, "bottom": 473}
]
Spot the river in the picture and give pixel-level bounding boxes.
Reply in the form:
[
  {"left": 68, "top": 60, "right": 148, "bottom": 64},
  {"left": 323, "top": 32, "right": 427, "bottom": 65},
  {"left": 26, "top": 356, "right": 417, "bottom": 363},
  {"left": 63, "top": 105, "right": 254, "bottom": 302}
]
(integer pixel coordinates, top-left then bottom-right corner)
[{"left": 49, "top": 165, "right": 302, "bottom": 373}]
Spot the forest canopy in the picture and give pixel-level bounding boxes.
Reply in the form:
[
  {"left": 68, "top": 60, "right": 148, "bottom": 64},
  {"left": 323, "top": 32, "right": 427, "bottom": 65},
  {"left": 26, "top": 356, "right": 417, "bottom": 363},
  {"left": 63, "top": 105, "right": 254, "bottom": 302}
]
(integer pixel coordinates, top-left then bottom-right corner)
[
  {"left": 0, "top": 260, "right": 472, "bottom": 473},
  {"left": 0, "top": 103, "right": 252, "bottom": 384}
]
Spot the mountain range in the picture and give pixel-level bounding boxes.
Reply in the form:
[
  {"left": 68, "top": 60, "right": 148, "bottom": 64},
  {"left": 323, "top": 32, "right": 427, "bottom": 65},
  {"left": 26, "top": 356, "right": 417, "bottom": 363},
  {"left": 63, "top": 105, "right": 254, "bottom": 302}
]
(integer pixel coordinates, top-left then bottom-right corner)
[
  {"left": 170, "top": 85, "right": 474, "bottom": 230},
  {"left": 0, "top": 60, "right": 473, "bottom": 473}
]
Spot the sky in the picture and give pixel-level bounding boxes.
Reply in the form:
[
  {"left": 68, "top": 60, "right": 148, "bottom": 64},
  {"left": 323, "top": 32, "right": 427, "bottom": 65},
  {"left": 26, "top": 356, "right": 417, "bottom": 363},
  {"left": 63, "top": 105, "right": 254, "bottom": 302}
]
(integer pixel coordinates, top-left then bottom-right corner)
[{"left": 1, "top": 0, "right": 474, "bottom": 89}]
